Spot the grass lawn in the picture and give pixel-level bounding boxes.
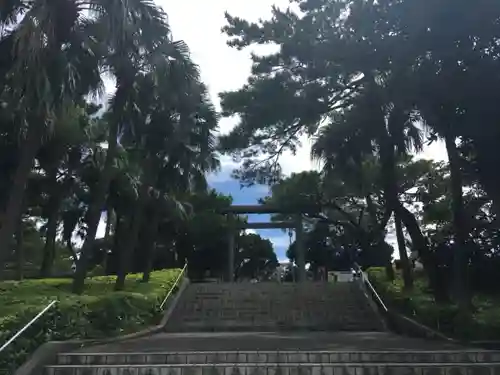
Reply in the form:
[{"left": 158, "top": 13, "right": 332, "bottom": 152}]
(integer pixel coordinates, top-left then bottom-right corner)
[
  {"left": 367, "top": 267, "right": 500, "bottom": 341},
  {"left": 0, "top": 269, "right": 180, "bottom": 322},
  {"left": 0, "top": 269, "right": 181, "bottom": 371}
]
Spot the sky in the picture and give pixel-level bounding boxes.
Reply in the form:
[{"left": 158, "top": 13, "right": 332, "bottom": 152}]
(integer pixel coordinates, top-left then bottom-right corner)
[{"left": 151, "top": 0, "right": 449, "bottom": 262}]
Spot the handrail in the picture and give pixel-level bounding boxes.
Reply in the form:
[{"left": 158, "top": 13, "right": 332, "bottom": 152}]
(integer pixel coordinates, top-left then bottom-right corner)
[
  {"left": 1, "top": 266, "right": 186, "bottom": 354},
  {"left": 353, "top": 265, "right": 458, "bottom": 342},
  {"left": 0, "top": 299, "right": 57, "bottom": 354},
  {"left": 362, "top": 271, "right": 388, "bottom": 312},
  {"left": 353, "top": 263, "right": 388, "bottom": 312},
  {"left": 159, "top": 262, "right": 188, "bottom": 310}
]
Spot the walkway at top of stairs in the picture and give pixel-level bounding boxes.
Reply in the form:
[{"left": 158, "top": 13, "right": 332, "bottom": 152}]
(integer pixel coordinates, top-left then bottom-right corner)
[{"left": 73, "top": 331, "right": 467, "bottom": 354}]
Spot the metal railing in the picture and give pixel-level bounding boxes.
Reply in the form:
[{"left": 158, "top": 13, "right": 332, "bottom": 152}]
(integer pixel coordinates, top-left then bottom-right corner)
[
  {"left": 0, "top": 299, "right": 57, "bottom": 354},
  {"left": 361, "top": 271, "right": 388, "bottom": 312},
  {"left": 0, "top": 265, "right": 187, "bottom": 354},
  {"left": 159, "top": 263, "right": 188, "bottom": 310},
  {"left": 353, "top": 265, "right": 452, "bottom": 342},
  {"left": 353, "top": 263, "right": 388, "bottom": 312}
]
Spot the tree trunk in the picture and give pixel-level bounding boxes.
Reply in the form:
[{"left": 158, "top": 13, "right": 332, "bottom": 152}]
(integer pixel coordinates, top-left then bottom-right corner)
[
  {"left": 66, "top": 239, "right": 77, "bottom": 261},
  {"left": 379, "top": 135, "right": 413, "bottom": 290},
  {"left": 0, "top": 126, "right": 41, "bottom": 275},
  {"left": 40, "top": 197, "right": 60, "bottom": 277},
  {"left": 397, "top": 204, "right": 430, "bottom": 263},
  {"left": 365, "top": 195, "right": 395, "bottom": 281},
  {"left": 142, "top": 205, "right": 161, "bottom": 283},
  {"left": 385, "top": 261, "right": 395, "bottom": 281},
  {"left": 105, "top": 213, "right": 123, "bottom": 275},
  {"left": 394, "top": 212, "right": 413, "bottom": 290},
  {"left": 115, "top": 177, "right": 150, "bottom": 291},
  {"left": 444, "top": 132, "right": 470, "bottom": 311},
  {"left": 40, "top": 211, "right": 58, "bottom": 277},
  {"left": 104, "top": 208, "right": 113, "bottom": 241},
  {"left": 398, "top": 204, "right": 449, "bottom": 302},
  {"left": 141, "top": 249, "right": 154, "bottom": 283},
  {"left": 364, "top": 73, "right": 413, "bottom": 287},
  {"left": 15, "top": 217, "right": 24, "bottom": 281},
  {"left": 72, "top": 122, "right": 118, "bottom": 294},
  {"left": 102, "top": 208, "right": 114, "bottom": 273}
]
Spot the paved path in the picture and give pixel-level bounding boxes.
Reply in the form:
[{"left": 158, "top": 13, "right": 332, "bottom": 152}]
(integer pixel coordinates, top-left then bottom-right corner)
[{"left": 75, "top": 331, "right": 466, "bottom": 353}]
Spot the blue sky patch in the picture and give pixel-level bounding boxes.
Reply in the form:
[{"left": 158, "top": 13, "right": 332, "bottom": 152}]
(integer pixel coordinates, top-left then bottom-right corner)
[{"left": 208, "top": 175, "right": 291, "bottom": 262}]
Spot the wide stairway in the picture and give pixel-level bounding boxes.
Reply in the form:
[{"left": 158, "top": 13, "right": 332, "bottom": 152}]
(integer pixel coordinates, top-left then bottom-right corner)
[
  {"left": 44, "top": 281, "right": 500, "bottom": 375},
  {"left": 164, "top": 282, "right": 385, "bottom": 332}
]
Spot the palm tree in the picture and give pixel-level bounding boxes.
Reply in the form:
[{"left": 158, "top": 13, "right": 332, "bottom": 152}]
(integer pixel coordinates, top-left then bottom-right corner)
[
  {"left": 33, "top": 104, "right": 101, "bottom": 277},
  {"left": 0, "top": 0, "right": 140, "bottom": 273},
  {"left": 312, "top": 82, "right": 424, "bottom": 289},
  {"left": 113, "top": 72, "right": 219, "bottom": 289},
  {"left": 70, "top": 4, "right": 199, "bottom": 294}
]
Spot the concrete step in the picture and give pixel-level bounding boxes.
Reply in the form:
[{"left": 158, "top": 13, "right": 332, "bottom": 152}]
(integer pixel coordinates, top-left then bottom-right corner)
[
  {"left": 62, "top": 332, "right": 468, "bottom": 354},
  {"left": 183, "top": 285, "right": 362, "bottom": 297},
  {"left": 163, "top": 324, "right": 383, "bottom": 333},
  {"left": 164, "top": 283, "right": 385, "bottom": 333},
  {"left": 173, "top": 308, "right": 370, "bottom": 315},
  {"left": 57, "top": 351, "right": 500, "bottom": 365},
  {"left": 44, "top": 362, "right": 500, "bottom": 375},
  {"left": 171, "top": 311, "right": 374, "bottom": 319}
]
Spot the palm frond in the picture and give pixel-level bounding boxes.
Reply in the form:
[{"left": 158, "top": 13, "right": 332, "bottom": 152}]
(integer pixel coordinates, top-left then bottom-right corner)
[
  {"left": 0, "top": 0, "right": 28, "bottom": 30},
  {"left": 312, "top": 110, "right": 374, "bottom": 173}
]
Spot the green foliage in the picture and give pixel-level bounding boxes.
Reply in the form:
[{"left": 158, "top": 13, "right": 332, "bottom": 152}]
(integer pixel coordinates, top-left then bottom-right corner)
[
  {"left": 263, "top": 170, "right": 392, "bottom": 269},
  {"left": 0, "top": 0, "right": 220, "bottom": 295},
  {"left": 0, "top": 269, "right": 181, "bottom": 371},
  {"left": 219, "top": 0, "right": 500, "bottom": 306},
  {"left": 235, "top": 233, "right": 278, "bottom": 280},
  {"left": 367, "top": 267, "right": 500, "bottom": 341}
]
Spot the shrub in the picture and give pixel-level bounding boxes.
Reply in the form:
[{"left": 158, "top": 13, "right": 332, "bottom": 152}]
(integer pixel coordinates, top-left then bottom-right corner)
[
  {"left": 367, "top": 267, "right": 500, "bottom": 341},
  {"left": 0, "top": 269, "right": 181, "bottom": 372}
]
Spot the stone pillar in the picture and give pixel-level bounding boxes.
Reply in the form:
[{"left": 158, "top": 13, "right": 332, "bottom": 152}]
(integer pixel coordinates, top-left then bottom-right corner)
[
  {"left": 227, "top": 214, "right": 235, "bottom": 282},
  {"left": 295, "top": 214, "right": 306, "bottom": 282}
]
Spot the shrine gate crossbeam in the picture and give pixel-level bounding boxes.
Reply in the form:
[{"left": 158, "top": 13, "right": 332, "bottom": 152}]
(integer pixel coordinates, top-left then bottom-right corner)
[{"left": 219, "top": 204, "right": 306, "bottom": 282}]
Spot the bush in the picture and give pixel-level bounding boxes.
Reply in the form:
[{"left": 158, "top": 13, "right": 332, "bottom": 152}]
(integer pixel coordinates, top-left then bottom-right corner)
[
  {"left": 367, "top": 267, "right": 500, "bottom": 341},
  {"left": 0, "top": 269, "right": 181, "bottom": 372}
]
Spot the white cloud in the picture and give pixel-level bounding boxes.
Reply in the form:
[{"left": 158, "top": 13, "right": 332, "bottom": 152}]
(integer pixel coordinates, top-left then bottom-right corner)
[
  {"left": 263, "top": 232, "right": 294, "bottom": 249},
  {"left": 207, "top": 154, "right": 238, "bottom": 184},
  {"left": 417, "top": 139, "right": 448, "bottom": 162},
  {"left": 159, "top": 0, "right": 448, "bottom": 182},
  {"left": 159, "top": 0, "right": 318, "bottom": 174},
  {"left": 279, "top": 135, "right": 321, "bottom": 175},
  {"left": 160, "top": 0, "right": 288, "bottom": 124}
]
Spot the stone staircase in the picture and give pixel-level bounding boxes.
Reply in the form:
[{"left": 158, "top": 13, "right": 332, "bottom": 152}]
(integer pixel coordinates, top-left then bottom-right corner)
[
  {"left": 45, "top": 348, "right": 500, "bottom": 374},
  {"left": 164, "top": 282, "right": 384, "bottom": 332},
  {"left": 40, "top": 282, "right": 500, "bottom": 375}
]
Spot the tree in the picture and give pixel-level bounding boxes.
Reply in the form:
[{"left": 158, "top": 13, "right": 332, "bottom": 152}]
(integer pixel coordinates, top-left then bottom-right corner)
[
  {"left": 218, "top": 1, "right": 429, "bottom": 289},
  {"left": 72, "top": 6, "right": 200, "bottom": 294},
  {"left": 0, "top": 1, "right": 228, "bottom": 294},
  {"left": 149, "top": 190, "right": 237, "bottom": 281},
  {"left": 35, "top": 104, "right": 101, "bottom": 277},
  {"left": 109, "top": 64, "right": 218, "bottom": 291},
  {"left": 261, "top": 170, "right": 394, "bottom": 276},
  {"left": 218, "top": 0, "right": 500, "bottom": 306},
  {"left": 0, "top": 0, "right": 104, "bottom": 268},
  {"left": 235, "top": 233, "right": 278, "bottom": 281},
  {"left": 311, "top": 93, "right": 424, "bottom": 289}
]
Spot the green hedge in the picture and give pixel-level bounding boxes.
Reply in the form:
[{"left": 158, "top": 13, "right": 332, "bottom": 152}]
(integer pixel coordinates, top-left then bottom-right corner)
[
  {"left": 0, "top": 269, "right": 181, "bottom": 372},
  {"left": 367, "top": 267, "right": 500, "bottom": 341}
]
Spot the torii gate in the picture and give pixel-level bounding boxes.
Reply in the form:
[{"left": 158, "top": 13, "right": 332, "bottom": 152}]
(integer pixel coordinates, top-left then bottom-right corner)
[{"left": 219, "top": 204, "right": 306, "bottom": 282}]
